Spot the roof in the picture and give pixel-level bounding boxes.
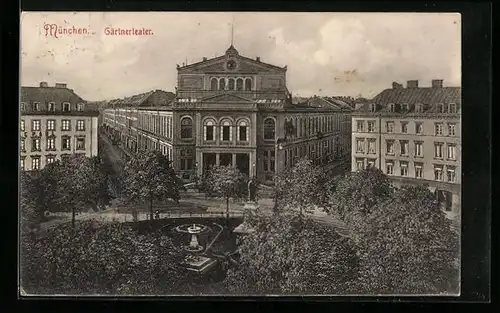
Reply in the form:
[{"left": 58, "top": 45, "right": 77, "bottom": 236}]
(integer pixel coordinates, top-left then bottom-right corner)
[
  {"left": 355, "top": 86, "right": 461, "bottom": 114},
  {"left": 108, "top": 90, "right": 175, "bottom": 107},
  {"left": 21, "top": 86, "right": 86, "bottom": 104},
  {"left": 287, "top": 96, "right": 353, "bottom": 112}
]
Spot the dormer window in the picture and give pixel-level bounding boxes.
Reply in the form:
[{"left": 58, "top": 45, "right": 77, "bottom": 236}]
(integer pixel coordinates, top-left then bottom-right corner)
[
  {"left": 449, "top": 103, "right": 457, "bottom": 113},
  {"left": 370, "top": 103, "right": 376, "bottom": 112},
  {"left": 415, "top": 103, "right": 423, "bottom": 113},
  {"left": 77, "top": 103, "right": 85, "bottom": 111},
  {"left": 389, "top": 103, "right": 395, "bottom": 112},
  {"left": 401, "top": 103, "right": 409, "bottom": 112},
  {"left": 20, "top": 102, "right": 25, "bottom": 112},
  {"left": 63, "top": 102, "right": 71, "bottom": 112},
  {"left": 48, "top": 102, "right": 55, "bottom": 111},
  {"left": 436, "top": 103, "right": 443, "bottom": 113},
  {"left": 33, "top": 102, "right": 40, "bottom": 111}
]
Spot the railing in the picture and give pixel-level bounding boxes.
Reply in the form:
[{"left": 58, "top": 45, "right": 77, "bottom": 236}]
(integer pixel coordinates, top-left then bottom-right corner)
[{"left": 176, "top": 90, "right": 289, "bottom": 101}]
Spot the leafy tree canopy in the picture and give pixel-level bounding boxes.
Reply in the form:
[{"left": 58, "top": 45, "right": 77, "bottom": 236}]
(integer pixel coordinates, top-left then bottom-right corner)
[{"left": 203, "top": 165, "right": 247, "bottom": 212}]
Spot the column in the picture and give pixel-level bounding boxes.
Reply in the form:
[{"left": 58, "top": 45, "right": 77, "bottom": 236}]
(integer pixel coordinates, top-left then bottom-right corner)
[
  {"left": 216, "top": 153, "right": 220, "bottom": 166},
  {"left": 232, "top": 153, "right": 236, "bottom": 168},
  {"left": 197, "top": 150, "right": 202, "bottom": 177}
]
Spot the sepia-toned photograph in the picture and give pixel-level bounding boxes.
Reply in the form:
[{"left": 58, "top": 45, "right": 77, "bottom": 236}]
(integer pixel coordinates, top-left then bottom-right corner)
[{"left": 19, "top": 12, "right": 461, "bottom": 296}]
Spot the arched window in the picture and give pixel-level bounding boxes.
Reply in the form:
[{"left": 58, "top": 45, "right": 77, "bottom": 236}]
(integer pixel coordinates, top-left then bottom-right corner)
[
  {"left": 210, "top": 78, "right": 218, "bottom": 90},
  {"left": 228, "top": 78, "right": 235, "bottom": 90},
  {"left": 245, "top": 78, "right": 252, "bottom": 91},
  {"left": 219, "top": 79, "right": 226, "bottom": 90},
  {"left": 204, "top": 119, "right": 216, "bottom": 141},
  {"left": 77, "top": 103, "right": 85, "bottom": 111},
  {"left": 263, "top": 118, "right": 275, "bottom": 140},
  {"left": 389, "top": 103, "right": 395, "bottom": 112},
  {"left": 180, "top": 117, "right": 193, "bottom": 139},
  {"left": 236, "top": 78, "right": 244, "bottom": 91},
  {"left": 237, "top": 120, "right": 249, "bottom": 141},
  {"left": 221, "top": 120, "right": 232, "bottom": 141}
]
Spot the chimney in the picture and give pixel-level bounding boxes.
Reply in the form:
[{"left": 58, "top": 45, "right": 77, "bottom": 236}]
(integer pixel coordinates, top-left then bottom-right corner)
[
  {"left": 392, "top": 82, "right": 403, "bottom": 89},
  {"left": 407, "top": 80, "right": 419, "bottom": 88},
  {"left": 432, "top": 79, "right": 443, "bottom": 88},
  {"left": 256, "top": 57, "right": 260, "bottom": 62},
  {"left": 202, "top": 57, "right": 207, "bottom": 61},
  {"left": 39, "top": 82, "right": 48, "bottom": 87},
  {"left": 55, "top": 83, "right": 67, "bottom": 88}
]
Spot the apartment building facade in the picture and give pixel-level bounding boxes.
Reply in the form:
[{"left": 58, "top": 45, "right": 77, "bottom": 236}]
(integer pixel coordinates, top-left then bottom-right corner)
[
  {"left": 20, "top": 82, "right": 99, "bottom": 172},
  {"left": 102, "top": 44, "right": 351, "bottom": 183},
  {"left": 351, "top": 79, "right": 461, "bottom": 217}
]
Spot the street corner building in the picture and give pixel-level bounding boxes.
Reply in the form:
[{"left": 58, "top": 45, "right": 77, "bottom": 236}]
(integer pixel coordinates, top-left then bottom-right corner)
[
  {"left": 101, "top": 44, "right": 352, "bottom": 184},
  {"left": 20, "top": 82, "right": 100, "bottom": 172},
  {"left": 351, "top": 79, "right": 461, "bottom": 220}
]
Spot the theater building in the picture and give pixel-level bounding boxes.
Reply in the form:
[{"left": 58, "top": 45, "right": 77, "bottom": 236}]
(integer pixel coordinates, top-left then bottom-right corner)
[
  {"left": 351, "top": 80, "right": 461, "bottom": 219},
  {"left": 103, "top": 44, "right": 352, "bottom": 184},
  {"left": 20, "top": 82, "right": 99, "bottom": 171}
]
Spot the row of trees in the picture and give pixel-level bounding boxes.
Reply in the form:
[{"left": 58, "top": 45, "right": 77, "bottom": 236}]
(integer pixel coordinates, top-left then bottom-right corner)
[
  {"left": 224, "top": 159, "right": 459, "bottom": 295},
  {"left": 21, "top": 155, "right": 112, "bottom": 230}
]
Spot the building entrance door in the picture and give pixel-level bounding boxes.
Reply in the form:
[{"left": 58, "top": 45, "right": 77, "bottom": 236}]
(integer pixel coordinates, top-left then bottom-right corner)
[
  {"left": 220, "top": 153, "right": 232, "bottom": 166},
  {"left": 236, "top": 153, "right": 250, "bottom": 177},
  {"left": 202, "top": 153, "right": 217, "bottom": 173}
]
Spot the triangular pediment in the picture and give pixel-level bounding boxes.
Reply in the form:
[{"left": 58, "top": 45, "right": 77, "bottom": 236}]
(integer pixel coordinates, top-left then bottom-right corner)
[
  {"left": 179, "top": 54, "right": 285, "bottom": 74},
  {"left": 201, "top": 93, "right": 253, "bottom": 103}
]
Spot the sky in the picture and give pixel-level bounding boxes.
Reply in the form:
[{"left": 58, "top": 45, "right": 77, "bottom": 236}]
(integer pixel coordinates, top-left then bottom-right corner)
[{"left": 20, "top": 12, "right": 461, "bottom": 101}]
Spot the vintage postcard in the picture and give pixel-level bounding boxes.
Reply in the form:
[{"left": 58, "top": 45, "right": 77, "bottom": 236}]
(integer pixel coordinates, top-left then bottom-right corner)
[{"left": 19, "top": 12, "right": 461, "bottom": 296}]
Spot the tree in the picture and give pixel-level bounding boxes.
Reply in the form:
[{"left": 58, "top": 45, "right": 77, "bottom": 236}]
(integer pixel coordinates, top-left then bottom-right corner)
[
  {"left": 20, "top": 220, "right": 186, "bottom": 295},
  {"left": 203, "top": 165, "right": 246, "bottom": 217},
  {"left": 224, "top": 210, "right": 359, "bottom": 294},
  {"left": 57, "top": 155, "right": 113, "bottom": 229},
  {"left": 20, "top": 172, "right": 41, "bottom": 230},
  {"left": 122, "top": 150, "right": 183, "bottom": 221},
  {"left": 273, "top": 158, "right": 328, "bottom": 216},
  {"left": 328, "top": 168, "right": 459, "bottom": 294}
]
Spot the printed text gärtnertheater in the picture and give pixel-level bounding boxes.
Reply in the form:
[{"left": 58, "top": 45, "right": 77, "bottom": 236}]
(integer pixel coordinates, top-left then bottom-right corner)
[{"left": 104, "top": 27, "right": 154, "bottom": 36}]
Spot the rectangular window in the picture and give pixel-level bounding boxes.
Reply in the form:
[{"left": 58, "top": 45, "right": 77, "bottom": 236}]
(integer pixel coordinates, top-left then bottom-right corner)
[
  {"left": 47, "top": 120, "right": 55, "bottom": 131},
  {"left": 76, "top": 137, "right": 85, "bottom": 150},
  {"left": 386, "top": 140, "right": 394, "bottom": 154},
  {"left": 415, "top": 122, "right": 423, "bottom": 134},
  {"left": 434, "top": 142, "right": 444, "bottom": 158},
  {"left": 447, "top": 144, "right": 456, "bottom": 160},
  {"left": 20, "top": 158, "right": 25, "bottom": 171},
  {"left": 400, "top": 140, "right": 408, "bottom": 155},
  {"left": 32, "top": 157, "right": 40, "bottom": 170},
  {"left": 435, "top": 123, "right": 443, "bottom": 136},
  {"left": 33, "top": 102, "right": 40, "bottom": 111},
  {"left": 48, "top": 102, "right": 55, "bottom": 111},
  {"left": 239, "top": 126, "right": 247, "bottom": 141},
  {"left": 206, "top": 125, "right": 214, "bottom": 141},
  {"left": 63, "top": 102, "right": 71, "bottom": 112},
  {"left": 386, "top": 162, "right": 394, "bottom": 175},
  {"left": 401, "top": 122, "right": 408, "bottom": 133},
  {"left": 367, "top": 159, "right": 376, "bottom": 168},
  {"left": 400, "top": 161, "right": 408, "bottom": 176},
  {"left": 368, "top": 139, "right": 376, "bottom": 154},
  {"left": 20, "top": 120, "right": 25, "bottom": 131},
  {"left": 31, "top": 138, "right": 40, "bottom": 151},
  {"left": 47, "top": 155, "right": 56, "bottom": 165},
  {"left": 21, "top": 139, "right": 25, "bottom": 152},
  {"left": 356, "top": 121, "right": 364, "bottom": 132},
  {"left": 76, "top": 120, "right": 85, "bottom": 131},
  {"left": 222, "top": 126, "right": 230, "bottom": 141},
  {"left": 62, "top": 136, "right": 71, "bottom": 150},
  {"left": 356, "top": 138, "right": 365, "bottom": 153},
  {"left": 356, "top": 158, "right": 364, "bottom": 171},
  {"left": 62, "top": 120, "right": 71, "bottom": 131},
  {"left": 367, "top": 121, "right": 375, "bottom": 132},
  {"left": 414, "top": 142, "right": 423, "bottom": 157},
  {"left": 46, "top": 138, "right": 55, "bottom": 150},
  {"left": 31, "top": 120, "right": 41, "bottom": 131},
  {"left": 449, "top": 103, "right": 457, "bottom": 113},
  {"left": 386, "top": 121, "right": 394, "bottom": 133},
  {"left": 434, "top": 165, "right": 443, "bottom": 181},
  {"left": 447, "top": 167, "right": 456, "bottom": 182},
  {"left": 415, "top": 163, "right": 423, "bottom": 178},
  {"left": 448, "top": 123, "right": 456, "bottom": 136}
]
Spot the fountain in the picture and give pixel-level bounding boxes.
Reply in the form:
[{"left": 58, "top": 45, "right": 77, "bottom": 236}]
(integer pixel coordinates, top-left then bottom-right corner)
[{"left": 174, "top": 223, "right": 218, "bottom": 274}]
